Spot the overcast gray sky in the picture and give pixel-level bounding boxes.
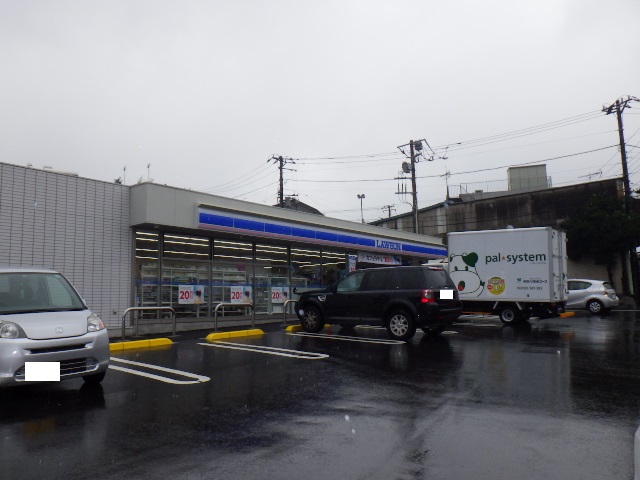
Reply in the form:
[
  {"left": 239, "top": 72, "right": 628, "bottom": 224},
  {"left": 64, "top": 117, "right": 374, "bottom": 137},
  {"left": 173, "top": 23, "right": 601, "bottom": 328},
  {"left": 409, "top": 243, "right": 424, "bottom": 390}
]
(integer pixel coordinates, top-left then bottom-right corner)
[{"left": 2, "top": 0, "right": 639, "bottom": 223}]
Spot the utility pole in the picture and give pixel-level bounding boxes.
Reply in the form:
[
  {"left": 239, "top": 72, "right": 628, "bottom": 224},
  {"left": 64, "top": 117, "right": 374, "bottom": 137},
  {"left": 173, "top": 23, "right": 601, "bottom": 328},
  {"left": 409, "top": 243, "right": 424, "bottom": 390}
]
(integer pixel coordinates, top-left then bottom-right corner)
[
  {"left": 410, "top": 141, "right": 419, "bottom": 233},
  {"left": 397, "top": 139, "right": 429, "bottom": 234},
  {"left": 268, "top": 155, "right": 296, "bottom": 207},
  {"left": 603, "top": 97, "right": 639, "bottom": 206},
  {"left": 603, "top": 96, "right": 640, "bottom": 299},
  {"left": 382, "top": 204, "right": 396, "bottom": 218}
]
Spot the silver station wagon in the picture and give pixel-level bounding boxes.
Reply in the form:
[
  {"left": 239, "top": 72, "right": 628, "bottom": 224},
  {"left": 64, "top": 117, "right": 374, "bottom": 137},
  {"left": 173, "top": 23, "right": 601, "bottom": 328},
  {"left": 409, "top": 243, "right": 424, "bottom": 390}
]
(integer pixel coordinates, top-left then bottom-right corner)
[{"left": 0, "top": 268, "right": 110, "bottom": 386}]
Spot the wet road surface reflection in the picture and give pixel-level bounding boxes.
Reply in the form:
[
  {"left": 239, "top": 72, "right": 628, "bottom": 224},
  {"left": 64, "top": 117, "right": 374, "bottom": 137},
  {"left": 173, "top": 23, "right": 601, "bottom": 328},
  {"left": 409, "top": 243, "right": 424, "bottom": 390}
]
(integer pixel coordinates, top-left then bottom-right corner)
[{"left": 0, "top": 312, "right": 639, "bottom": 479}]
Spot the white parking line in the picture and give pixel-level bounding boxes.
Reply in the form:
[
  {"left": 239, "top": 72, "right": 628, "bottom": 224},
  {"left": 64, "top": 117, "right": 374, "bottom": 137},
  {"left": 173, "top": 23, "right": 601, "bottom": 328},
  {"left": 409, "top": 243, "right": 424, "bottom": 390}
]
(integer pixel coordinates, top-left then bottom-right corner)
[
  {"left": 198, "top": 341, "right": 329, "bottom": 360},
  {"left": 109, "top": 357, "right": 210, "bottom": 384},
  {"left": 286, "top": 332, "right": 406, "bottom": 345}
]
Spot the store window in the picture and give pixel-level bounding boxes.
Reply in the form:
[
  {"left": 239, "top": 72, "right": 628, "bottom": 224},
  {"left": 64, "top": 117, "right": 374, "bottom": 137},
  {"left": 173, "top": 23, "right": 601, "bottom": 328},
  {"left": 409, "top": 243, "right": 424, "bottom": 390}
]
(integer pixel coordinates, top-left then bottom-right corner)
[
  {"left": 322, "top": 250, "right": 347, "bottom": 286},
  {"left": 159, "top": 260, "right": 210, "bottom": 318},
  {"left": 255, "top": 243, "right": 289, "bottom": 314},
  {"left": 212, "top": 240, "right": 254, "bottom": 311},
  {"left": 163, "top": 234, "right": 210, "bottom": 260},
  {"left": 135, "top": 231, "right": 159, "bottom": 318},
  {"left": 290, "top": 247, "right": 322, "bottom": 293},
  {"left": 135, "top": 231, "right": 159, "bottom": 260}
]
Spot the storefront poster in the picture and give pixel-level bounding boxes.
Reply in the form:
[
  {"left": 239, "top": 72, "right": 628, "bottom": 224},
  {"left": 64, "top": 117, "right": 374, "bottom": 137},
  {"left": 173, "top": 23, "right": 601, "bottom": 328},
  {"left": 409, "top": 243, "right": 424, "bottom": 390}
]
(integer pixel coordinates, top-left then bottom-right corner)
[
  {"left": 271, "top": 287, "right": 289, "bottom": 304},
  {"left": 357, "top": 252, "right": 401, "bottom": 265},
  {"left": 231, "top": 286, "right": 253, "bottom": 304},
  {"left": 348, "top": 254, "right": 357, "bottom": 272},
  {"left": 179, "top": 285, "right": 205, "bottom": 304}
]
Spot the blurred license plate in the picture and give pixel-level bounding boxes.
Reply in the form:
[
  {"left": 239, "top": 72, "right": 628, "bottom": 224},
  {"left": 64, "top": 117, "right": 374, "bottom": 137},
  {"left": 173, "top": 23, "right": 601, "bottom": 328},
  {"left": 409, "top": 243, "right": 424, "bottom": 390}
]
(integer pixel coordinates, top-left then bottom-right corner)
[
  {"left": 440, "top": 290, "right": 454, "bottom": 299},
  {"left": 25, "top": 362, "right": 61, "bottom": 382}
]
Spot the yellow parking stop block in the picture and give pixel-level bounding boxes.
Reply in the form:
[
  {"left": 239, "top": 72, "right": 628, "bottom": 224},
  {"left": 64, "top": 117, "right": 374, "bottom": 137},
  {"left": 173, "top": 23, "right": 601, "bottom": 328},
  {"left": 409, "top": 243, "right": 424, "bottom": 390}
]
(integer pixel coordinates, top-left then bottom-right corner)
[
  {"left": 206, "top": 329, "right": 264, "bottom": 342},
  {"left": 205, "top": 332, "right": 230, "bottom": 341},
  {"left": 109, "top": 338, "right": 173, "bottom": 351}
]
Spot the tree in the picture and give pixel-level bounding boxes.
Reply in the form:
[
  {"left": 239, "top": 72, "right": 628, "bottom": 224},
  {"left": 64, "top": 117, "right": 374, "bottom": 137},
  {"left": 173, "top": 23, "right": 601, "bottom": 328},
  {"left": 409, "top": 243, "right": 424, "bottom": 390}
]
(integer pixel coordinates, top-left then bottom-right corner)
[{"left": 561, "top": 195, "right": 640, "bottom": 293}]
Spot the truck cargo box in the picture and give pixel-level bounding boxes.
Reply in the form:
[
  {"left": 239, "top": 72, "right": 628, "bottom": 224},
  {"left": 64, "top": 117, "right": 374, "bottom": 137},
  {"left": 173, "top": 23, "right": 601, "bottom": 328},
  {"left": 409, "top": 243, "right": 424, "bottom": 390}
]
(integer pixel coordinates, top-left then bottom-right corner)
[{"left": 447, "top": 227, "right": 568, "bottom": 321}]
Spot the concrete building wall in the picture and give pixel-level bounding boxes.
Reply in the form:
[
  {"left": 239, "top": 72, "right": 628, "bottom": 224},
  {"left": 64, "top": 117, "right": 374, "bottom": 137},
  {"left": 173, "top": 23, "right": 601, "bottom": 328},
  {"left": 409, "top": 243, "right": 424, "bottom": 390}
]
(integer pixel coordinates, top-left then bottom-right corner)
[
  {"left": 372, "top": 178, "right": 627, "bottom": 291},
  {"left": 130, "top": 182, "right": 446, "bottom": 248},
  {"left": 0, "top": 163, "right": 131, "bottom": 327}
]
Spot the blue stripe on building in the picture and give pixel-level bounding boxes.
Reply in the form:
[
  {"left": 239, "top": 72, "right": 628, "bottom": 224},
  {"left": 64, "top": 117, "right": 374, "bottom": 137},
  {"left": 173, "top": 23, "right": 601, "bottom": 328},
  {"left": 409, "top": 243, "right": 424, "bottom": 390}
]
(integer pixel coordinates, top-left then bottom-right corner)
[{"left": 197, "top": 209, "right": 446, "bottom": 257}]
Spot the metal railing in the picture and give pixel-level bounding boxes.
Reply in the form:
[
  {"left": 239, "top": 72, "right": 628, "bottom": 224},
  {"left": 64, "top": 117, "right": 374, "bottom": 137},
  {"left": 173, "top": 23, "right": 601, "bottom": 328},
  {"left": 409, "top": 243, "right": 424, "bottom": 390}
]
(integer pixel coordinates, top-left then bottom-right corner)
[
  {"left": 213, "top": 302, "right": 254, "bottom": 332},
  {"left": 121, "top": 307, "right": 176, "bottom": 341},
  {"left": 282, "top": 299, "right": 296, "bottom": 326}
]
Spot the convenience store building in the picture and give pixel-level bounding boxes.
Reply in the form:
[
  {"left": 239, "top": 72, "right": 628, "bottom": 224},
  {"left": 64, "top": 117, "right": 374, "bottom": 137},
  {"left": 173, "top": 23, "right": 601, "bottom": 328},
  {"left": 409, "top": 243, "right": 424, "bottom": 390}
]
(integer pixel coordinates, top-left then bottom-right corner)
[{"left": 0, "top": 162, "right": 447, "bottom": 330}]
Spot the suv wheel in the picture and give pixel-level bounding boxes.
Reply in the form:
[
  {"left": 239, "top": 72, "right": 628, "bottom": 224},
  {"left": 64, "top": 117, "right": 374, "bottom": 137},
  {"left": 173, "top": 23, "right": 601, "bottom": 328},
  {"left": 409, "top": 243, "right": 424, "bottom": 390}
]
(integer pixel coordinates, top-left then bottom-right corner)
[
  {"left": 386, "top": 310, "right": 416, "bottom": 341},
  {"left": 586, "top": 299, "right": 604, "bottom": 314},
  {"left": 301, "top": 306, "right": 324, "bottom": 333}
]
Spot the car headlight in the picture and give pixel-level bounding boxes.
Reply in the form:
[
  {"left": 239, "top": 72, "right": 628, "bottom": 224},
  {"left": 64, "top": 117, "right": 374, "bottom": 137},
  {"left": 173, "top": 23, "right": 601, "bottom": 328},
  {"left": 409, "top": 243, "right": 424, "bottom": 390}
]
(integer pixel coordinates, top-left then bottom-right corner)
[
  {"left": 0, "top": 321, "right": 26, "bottom": 339},
  {"left": 87, "top": 313, "right": 105, "bottom": 332}
]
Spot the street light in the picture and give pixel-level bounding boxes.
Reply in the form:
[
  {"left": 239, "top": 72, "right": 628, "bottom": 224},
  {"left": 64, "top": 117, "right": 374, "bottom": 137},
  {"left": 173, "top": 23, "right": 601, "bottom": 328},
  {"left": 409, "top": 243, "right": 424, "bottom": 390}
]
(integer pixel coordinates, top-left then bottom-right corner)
[{"left": 357, "top": 194, "right": 365, "bottom": 223}]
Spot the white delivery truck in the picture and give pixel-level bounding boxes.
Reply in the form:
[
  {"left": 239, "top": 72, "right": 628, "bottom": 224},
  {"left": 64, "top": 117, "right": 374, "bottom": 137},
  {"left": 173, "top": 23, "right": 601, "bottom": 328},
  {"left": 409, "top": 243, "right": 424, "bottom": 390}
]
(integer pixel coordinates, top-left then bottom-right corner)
[{"left": 447, "top": 227, "right": 568, "bottom": 323}]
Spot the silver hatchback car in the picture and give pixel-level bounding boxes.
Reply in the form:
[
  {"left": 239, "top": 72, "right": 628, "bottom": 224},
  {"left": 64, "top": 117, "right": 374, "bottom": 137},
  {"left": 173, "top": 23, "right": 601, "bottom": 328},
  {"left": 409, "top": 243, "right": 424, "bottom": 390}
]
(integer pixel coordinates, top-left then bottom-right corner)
[
  {"left": 0, "top": 268, "right": 110, "bottom": 386},
  {"left": 567, "top": 279, "right": 619, "bottom": 314}
]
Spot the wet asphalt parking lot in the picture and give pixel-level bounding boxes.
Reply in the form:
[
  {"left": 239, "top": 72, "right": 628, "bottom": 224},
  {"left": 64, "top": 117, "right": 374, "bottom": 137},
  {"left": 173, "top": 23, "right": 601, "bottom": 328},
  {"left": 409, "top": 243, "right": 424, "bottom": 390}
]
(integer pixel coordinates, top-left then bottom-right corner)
[{"left": 1, "top": 310, "right": 640, "bottom": 480}]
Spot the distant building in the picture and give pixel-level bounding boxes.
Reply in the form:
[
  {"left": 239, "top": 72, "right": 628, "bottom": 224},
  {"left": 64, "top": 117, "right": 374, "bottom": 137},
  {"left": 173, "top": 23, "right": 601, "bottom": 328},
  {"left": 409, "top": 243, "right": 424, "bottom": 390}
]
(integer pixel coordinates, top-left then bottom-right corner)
[
  {"left": 274, "top": 196, "right": 323, "bottom": 215},
  {"left": 372, "top": 175, "right": 627, "bottom": 290}
]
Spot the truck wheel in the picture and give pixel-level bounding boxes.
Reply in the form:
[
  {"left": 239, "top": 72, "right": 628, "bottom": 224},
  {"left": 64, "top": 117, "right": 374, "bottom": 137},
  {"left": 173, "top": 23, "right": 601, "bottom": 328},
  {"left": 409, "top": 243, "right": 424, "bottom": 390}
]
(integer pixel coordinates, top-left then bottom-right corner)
[
  {"left": 301, "top": 306, "right": 324, "bottom": 333},
  {"left": 586, "top": 299, "right": 604, "bottom": 315},
  {"left": 499, "top": 306, "right": 521, "bottom": 324},
  {"left": 386, "top": 310, "right": 416, "bottom": 341}
]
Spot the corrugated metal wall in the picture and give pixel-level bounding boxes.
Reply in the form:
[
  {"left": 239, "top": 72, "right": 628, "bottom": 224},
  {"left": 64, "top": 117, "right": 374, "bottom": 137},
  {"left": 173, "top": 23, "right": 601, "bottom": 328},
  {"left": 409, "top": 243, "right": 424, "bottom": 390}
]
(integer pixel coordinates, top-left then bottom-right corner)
[{"left": 0, "top": 163, "right": 131, "bottom": 328}]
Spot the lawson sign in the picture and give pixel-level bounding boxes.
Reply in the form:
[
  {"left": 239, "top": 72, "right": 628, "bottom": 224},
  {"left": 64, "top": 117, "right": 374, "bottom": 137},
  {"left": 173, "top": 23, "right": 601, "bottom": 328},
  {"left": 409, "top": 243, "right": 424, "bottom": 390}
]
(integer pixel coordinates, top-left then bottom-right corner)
[{"left": 375, "top": 240, "right": 402, "bottom": 251}]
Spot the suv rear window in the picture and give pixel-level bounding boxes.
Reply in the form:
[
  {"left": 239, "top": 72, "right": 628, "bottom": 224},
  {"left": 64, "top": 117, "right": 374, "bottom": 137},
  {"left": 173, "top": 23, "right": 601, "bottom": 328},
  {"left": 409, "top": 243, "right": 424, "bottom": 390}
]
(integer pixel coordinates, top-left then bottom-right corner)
[{"left": 395, "top": 267, "right": 453, "bottom": 290}]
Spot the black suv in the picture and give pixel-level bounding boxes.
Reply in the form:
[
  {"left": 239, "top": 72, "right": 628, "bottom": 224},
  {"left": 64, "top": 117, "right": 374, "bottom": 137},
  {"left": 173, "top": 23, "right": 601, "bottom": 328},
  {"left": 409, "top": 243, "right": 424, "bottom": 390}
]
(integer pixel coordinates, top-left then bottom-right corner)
[{"left": 294, "top": 265, "right": 462, "bottom": 341}]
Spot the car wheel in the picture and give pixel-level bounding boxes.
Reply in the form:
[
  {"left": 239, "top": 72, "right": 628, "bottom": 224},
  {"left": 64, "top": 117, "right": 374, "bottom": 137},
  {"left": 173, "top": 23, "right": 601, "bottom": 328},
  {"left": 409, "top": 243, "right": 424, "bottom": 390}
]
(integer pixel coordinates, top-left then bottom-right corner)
[
  {"left": 82, "top": 371, "right": 106, "bottom": 385},
  {"left": 421, "top": 325, "right": 446, "bottom": 337},
  {"left": 300, "top": 306, "right": 324, "bottom": 333},
  {"left": 499, "top": 306, "right": 521, "bottom": 324},
  {"left": 586, "top": 299, "right": 604, "bottom": 314},
  {"left": 386, "top": 310, "right": 416, "bottom": 341}
]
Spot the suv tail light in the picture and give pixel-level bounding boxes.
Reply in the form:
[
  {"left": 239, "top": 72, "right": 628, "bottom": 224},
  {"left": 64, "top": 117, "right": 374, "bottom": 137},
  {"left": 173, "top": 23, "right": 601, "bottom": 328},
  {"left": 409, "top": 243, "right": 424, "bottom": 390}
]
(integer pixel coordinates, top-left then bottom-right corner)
[{"left": 421, "top": 289, "right": 436, "bottom": 303}]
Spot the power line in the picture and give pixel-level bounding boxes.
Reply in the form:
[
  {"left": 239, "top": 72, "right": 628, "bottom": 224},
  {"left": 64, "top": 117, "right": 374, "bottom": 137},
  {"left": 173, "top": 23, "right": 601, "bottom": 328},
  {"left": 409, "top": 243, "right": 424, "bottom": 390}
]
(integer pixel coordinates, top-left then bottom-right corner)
[
  {"left": 296, "top": 151, "right": 398, "bottom": 161},
  {"left": 439, "top": 130, "right": 614, "bottom": 159},
  {"left": 200, "top": 162, "right": 272, "bottom": 193},
  {"left": 291, "top": 112, "right": 606, "bottom": 165},
  {"left": 232, "top": 181, "right": 279, "bottom": 201},
  {"left": 293, "top": 145, "right": 618, "bottom": 183},
  {"left": 432, "top": 111, "right": 603, "bottom": 153}
]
